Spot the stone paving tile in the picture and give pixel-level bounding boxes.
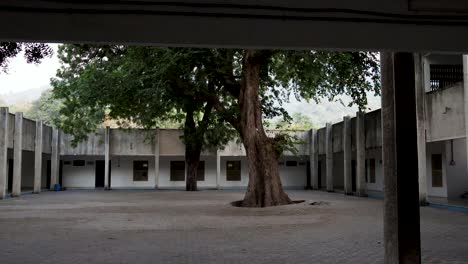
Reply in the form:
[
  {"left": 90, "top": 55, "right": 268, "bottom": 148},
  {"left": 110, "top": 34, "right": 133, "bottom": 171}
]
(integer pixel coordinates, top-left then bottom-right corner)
[{"left": 0, "top": 190, "right": 467, "bottom": 264}]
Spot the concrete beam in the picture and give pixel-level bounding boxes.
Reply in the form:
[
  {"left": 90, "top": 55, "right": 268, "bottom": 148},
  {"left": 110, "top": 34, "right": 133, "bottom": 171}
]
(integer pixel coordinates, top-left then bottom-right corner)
[
  {"left": 343, "top": 116, "right": 352, "bottom": 195},
  {"left": 11, "top": 112, "right": 23, "bottom": 197},
  {"left": 381, "top": 52, "right": 421, "bottom": 264},
  {"left": 33, "top": 120, "right": 43, "bottom": 193},
  {"left": 414, "top": 54, "right": 428, "bottom": 205},
  {"left": 0, "top": 107, "right": 8, "bottom": 199},
  {"left": 50, "top": 128, "right": 60, "bottom": 190},
  {"left": 326, "top": 123, "right": 333, "bottom": 192},
  {"left": 216, "top": 150, "right": 221, "bottom": 190},
  {"left": 154, "top": 128, "right": 160, "bottom": 189},
  {"left": 104, "top": 126, "right": 110, "bottom": 190},
  {"left": 309, "top": 129, "right": 319, "bottom": 190},
  {"left": 356, "top": 111, "right": 366, "bottom": 197}
]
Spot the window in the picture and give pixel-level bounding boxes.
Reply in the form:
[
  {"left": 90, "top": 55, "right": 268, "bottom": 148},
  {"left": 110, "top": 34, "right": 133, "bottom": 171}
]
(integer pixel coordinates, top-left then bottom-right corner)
[
  {"left": 432, "top": 154, "right": 443, "bottom": 187},
  {"left": 298, "top": 162, "right": 306, "bottom": 166},
  {"left": 73, "top": 160, "right": 85, "bottom": 166},
  {"left": 226, "top": 160, "right": 241, "bottom": 181},
  {"left": 286, "top": 160, "right": 297, "bottom": 167},
  {"left": 133, "top": 160, "right": 149, "bottom": 181},
  {"left": 197, "top": 161, "right": 205, "bottom": 181},
  {"left": 170, "top": 161, "right": 185, "bottom": 181},
  {"left": 64, "top": 161, "right": 71, "bottom": 165}
]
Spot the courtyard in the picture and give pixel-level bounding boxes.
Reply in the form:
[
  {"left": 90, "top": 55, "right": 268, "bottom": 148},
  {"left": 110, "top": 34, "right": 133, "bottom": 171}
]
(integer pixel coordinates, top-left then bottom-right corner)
[{"left": 0, "top": 190, "right": 467, "bottom": 264}]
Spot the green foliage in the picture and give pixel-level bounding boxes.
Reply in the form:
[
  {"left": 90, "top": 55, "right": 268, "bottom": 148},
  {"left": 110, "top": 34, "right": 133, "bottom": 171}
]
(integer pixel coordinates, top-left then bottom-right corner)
[
  {"left": 268, "top": 112, "right": 315, "bottom": 131},
  {"left": 24, "top": 90, "right": 63, "bottom": 125},
  {"left": 51, "top": 45, "right": 236, "bottom": 149}
]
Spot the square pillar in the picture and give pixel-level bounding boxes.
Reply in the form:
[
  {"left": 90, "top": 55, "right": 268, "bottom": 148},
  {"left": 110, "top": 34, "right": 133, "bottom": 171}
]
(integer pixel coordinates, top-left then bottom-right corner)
[
  {"left": 381, "top": 52, "right": 421, "bottom": 264},
  {"left": 343, "top": 116, "right": 352, "bottom": 195},
  {"left": 12, "top": 112, "right": 23, "bottom": 197},
  {"left": 309, "top": 129, "right": 319, "bottom": 190},
  {"left": 104, "top": 126, "right": 110, "bottom": 190},
  {"left": 356, "top": 111, "right": 366, "bottom": 197},
  {"left": 50, "top": 128, "right": 60, "bottom": 190},
  {"left": 0, "top": 107, "right": 9, "bottom": 199},
  {"left": 415, "top": 54, "right": 427, "bottom": 205},
  {"left": 154, "top": 128, "right": 160, "bottom": 189},
  {"left": 216, "top": 150, "right": 221, "bottom": 190},
  {"left": 33, "top": 120, "right": 43, "bottom": 193},
  {"left": 325, "top": 123, "right": 334, "bottom": 192},
  {"left": 462, "top": 55, "right": 468, "bottom": 200}
]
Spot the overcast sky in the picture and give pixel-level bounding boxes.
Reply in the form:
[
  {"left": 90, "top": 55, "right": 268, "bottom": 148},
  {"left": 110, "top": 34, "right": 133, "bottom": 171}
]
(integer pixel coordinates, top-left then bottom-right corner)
[{"left": 0, "top": 44, "right": 60, "bottom": 95}]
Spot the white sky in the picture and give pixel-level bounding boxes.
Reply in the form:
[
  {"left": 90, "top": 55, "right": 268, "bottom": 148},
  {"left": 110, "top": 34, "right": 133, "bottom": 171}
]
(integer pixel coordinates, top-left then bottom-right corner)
[{"left": 0, "top": 44, "right": 60, "bottom": 95}]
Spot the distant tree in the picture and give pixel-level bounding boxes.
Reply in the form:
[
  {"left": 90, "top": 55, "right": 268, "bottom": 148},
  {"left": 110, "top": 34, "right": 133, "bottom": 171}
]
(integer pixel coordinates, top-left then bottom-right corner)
[
  {"left": 24, "top": 90, "right": 63, "bottom": 125},
  {"left": 269, "top": 112, "right": 315, "bottom": 130},
  {"left": 0, "top": 43, "right": 53, "bottom": 72}
]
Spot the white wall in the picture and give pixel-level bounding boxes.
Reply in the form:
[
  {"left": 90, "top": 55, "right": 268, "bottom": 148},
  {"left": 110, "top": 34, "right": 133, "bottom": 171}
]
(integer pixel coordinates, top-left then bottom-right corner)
[
  {"left": 62, "top": 156, "right": 99, "bottom": 188},
  {"left": 279, "top": 157, "right": 307, "bottom": 188},
  {"left": 366, "top": 148, "right": 383, "bottom": 192},
  {"left": 426, "top": 142, "right": 448, "bottom": 198},
  {"left": 444, "top": 138, "right": 468, "bottom": 199},
  {"left": 111, "top": 156, "right": 155, "bottom": 188},
  {"left": 219, "top": 156, "right": 250, "bottom": 188},
  {"left": 158, "top": 156, "right": 217, "bottom": 188}
]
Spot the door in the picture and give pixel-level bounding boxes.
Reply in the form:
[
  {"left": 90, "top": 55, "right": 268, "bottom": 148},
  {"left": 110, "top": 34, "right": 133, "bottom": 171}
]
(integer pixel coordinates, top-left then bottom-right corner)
[
  {"left": 351, "top": 160, "right": 357, "bottom": 192},
  {"left": 8, "top": 159, "right": 13, "bottom": 192},
  {"left": 95, "top": 160, "right": 105, "bottom": 188},
  {"left": 46, "top": 160, "right": 51, "bottom": 189}
]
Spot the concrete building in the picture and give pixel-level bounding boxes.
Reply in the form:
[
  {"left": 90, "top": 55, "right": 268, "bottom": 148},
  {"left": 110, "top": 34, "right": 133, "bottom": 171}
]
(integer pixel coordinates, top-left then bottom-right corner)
[{"left": 1, "top": 54, "right": 468, "bottom": 202}]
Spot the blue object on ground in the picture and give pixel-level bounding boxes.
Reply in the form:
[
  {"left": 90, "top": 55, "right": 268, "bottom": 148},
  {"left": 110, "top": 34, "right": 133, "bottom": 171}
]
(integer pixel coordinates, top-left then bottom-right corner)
[{"left": 53, "top": 184, "right": 61, "bottom": 192}]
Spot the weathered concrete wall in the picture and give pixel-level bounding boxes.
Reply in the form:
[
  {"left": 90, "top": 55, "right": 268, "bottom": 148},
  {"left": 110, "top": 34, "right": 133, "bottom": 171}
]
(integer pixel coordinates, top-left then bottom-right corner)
[
  {"left": 21, "top": 118, "right": 36, "bottom": 152},
  {"left": 42, "top": 126, "right": 53, "bottom": 154},
  {"left": 110, "top": 129, "right": 154, "bottom": 156},
  {"left": 317, "top": 128, "right": 326, "bottom": 155},
  {"left": 159, "top": 129, "right": 185, "bottom": 156},
  {"left": 7, "top": 113, "right": 14, "bottom": 149},
  {"left": 365, "top": 109, "right": 382, "bottom": 149},
  {"left": 425, "top": 83, "right": 465, "bottom": 142},
  {"left": 60, "top": 129, "right": 105, "bottom": 155},
  {"left": 332, "top": 122, "right": 343, "bottom": 153}
]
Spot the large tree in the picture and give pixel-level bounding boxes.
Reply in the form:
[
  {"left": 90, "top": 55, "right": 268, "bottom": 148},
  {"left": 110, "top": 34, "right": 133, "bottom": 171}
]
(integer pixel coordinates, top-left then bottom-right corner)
[
  {"left": 0, "top": 42, "right": 53, "bottom": 72},
  {"left": 52, "top": 46, "right": 379, "bottom": 207},
  {"left": 210, "top": 50, "right": 379, "bottom": 207},
  {"left": 51, "top": 45, "right": 234, "bottom": 191}
]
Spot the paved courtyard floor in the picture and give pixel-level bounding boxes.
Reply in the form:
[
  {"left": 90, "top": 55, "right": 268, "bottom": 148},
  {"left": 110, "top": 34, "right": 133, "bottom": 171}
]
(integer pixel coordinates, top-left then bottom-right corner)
[{"left": 0, "top": 190, "right": 467, "bottom": 264}]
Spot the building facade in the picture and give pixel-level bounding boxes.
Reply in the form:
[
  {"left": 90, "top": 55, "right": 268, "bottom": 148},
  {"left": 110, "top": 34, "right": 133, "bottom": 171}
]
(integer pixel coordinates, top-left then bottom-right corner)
[{"left": 1, "top": 54, "right": 468, "bottom": 202}]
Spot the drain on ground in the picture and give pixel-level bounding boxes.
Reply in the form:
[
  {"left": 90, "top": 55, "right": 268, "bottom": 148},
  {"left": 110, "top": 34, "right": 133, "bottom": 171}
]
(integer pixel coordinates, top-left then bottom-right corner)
[
  {"left": 231, "top": 200, "right": 305, "bottom": 207},
  {"left": 309, "top": 201, "right": 329, "bottom": 206}
]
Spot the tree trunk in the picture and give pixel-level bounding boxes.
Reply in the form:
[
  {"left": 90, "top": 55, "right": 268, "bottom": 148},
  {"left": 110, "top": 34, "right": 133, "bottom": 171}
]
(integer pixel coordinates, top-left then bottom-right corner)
[
  {"left": 184, "top": 108, "right": 202, "bottom": 191},
  {"left": 185, "top": 146, "right": 201, "bottom": 191},
  {"left": 239, "top": 50, "right": 292, "bottom": 207}
]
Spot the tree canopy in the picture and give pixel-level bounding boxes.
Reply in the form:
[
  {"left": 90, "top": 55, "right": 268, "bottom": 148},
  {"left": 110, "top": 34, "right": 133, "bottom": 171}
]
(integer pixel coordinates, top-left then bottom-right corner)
[
  {"left": 51, "top": 45, "right": 380, "bottom": 206},
  {"left": 0, "top": 42, "right": 53, "bottom": 72}
]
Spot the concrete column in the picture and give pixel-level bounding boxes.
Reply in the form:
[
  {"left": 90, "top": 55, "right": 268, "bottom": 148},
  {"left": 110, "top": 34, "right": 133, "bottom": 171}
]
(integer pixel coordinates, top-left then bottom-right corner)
[
  {"left": 216, "top": 150, "right": 221, "bottom": 190},
  {"left": 0, "top": 107, "right": 8, "bottom": 199},
  {"left": 325, "top": 123, "right": 333, "bottom": 192},
  {"left": 33, "top": 120, "right": 43, "bottom": 193},
  {"left": 50, "top": 128, "right": 60, "bottom": 190},
  {"left": 12, "top": 112, "right": 23, "bottom": 197},
  {"left": 104, "top": 126, "right": 110, "bottom": 190},
  {"left": 463, "top": 55, "right": 468, "bottom": 202},
  {"left": 154, "top": 128, "right": 160, "bottom": 189},
  {"left": 309, "top": 129, "right": 319, "bottom": 190},
  {"left": 381, "top": 52, "right": 421, "bottom": 264},
  {"left": 415, "top": 54, "right": 428, "bottom": 205},
  {"left": 356, "top": 111, "right": 366, "bottom": 196},
  {"left": 343, "top": 116, "right": 352, "bottom": 195}
]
